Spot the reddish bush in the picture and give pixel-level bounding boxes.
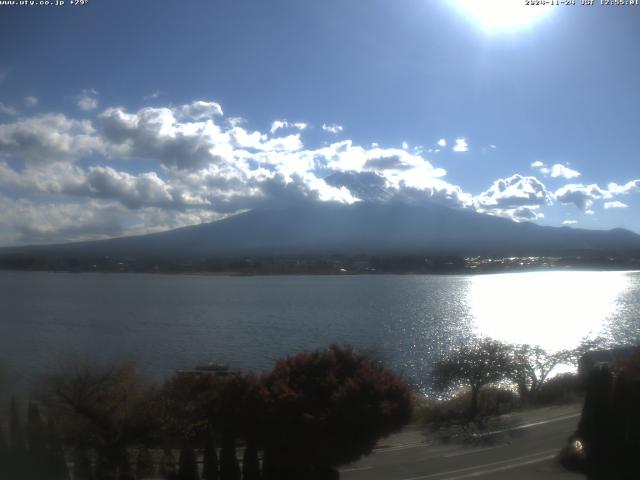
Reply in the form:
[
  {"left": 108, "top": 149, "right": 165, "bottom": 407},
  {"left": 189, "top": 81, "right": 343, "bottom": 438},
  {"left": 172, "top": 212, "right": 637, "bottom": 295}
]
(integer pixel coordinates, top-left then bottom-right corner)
[{"left": 261, "top": 344, "right": 413, "bottom": 471}]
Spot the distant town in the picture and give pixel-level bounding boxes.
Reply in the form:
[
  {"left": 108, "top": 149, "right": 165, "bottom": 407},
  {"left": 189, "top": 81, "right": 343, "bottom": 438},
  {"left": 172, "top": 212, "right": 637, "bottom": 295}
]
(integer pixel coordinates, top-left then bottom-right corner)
[{"left": 1, "top": 253, "right": 639, "bottom": 275}]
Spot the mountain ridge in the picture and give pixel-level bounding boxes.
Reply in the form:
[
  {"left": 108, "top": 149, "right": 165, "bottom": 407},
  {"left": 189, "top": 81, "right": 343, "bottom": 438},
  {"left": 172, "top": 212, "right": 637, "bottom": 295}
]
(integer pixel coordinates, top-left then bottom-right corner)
[{"left": 2, "top": 201, "right": 640, "bottom": 259}]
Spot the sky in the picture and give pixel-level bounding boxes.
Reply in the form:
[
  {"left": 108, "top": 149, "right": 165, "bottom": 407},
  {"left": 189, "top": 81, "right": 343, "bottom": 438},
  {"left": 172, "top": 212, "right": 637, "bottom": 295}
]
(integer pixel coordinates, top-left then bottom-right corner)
[{"left": 0, "top": 0, "right": 639, "bottom": 246}]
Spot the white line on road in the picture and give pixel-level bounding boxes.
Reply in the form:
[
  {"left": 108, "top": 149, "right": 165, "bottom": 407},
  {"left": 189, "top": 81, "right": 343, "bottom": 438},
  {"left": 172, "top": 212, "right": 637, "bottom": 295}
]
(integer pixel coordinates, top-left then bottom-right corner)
[
  {"left": 339, "top": 466, "right": 373, "bottom": 473},
  {"left": 400, "top": 449, "right": 559, "bottom": 480},
  {"left": 436, "top": 454, "right": 556, "bottom": 479},
  {"left": 373, "top": 412, "right": 579, "bottom": 454},
  {"left": 476, "top": 413, "right": 580, "bottom": 437}
]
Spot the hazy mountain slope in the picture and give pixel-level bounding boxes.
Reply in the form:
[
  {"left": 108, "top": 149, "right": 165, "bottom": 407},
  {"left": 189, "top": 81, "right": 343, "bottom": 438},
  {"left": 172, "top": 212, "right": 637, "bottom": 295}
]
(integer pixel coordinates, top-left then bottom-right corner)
[{"left": 3, "top": 202, "right": 640, "bottom": 258}]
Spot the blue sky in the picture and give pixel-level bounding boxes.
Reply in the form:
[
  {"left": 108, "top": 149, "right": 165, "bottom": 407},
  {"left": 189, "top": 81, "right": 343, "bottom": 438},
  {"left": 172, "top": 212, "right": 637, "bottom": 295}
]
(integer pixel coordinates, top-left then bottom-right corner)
[{"left": 0, "top": 0, "right": 639, "bottom": 246}]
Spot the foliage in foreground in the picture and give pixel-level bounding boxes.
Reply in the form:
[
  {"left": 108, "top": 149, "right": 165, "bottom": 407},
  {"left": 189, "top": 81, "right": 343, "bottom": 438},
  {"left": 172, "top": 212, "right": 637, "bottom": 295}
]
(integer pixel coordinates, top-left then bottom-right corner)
[
  {"left": 569, "top": 351, "right": 640, "bottom": 479},
  {"left": 262, "top": 345, "right": 413, "bottom": 472},
  {"left": 1, "top": 345, "right": 413, "bottom": 480},
  {"left": 432, "top": 338, "right": 578, "bottom": 420}
]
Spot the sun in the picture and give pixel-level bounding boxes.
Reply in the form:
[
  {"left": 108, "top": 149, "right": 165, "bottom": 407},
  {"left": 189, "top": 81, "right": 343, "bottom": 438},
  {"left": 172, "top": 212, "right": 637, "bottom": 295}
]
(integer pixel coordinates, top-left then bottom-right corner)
[{"left": 449, "top": 0, "right": 554, "bottom": 34}]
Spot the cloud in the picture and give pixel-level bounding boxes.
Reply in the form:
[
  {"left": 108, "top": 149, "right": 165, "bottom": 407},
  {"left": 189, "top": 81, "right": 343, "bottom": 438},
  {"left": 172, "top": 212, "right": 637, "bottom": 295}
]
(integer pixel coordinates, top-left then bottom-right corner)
[
  {"left": 604, "top": 201, "right": 629, "bottom": 209},
  {"left": 0, "top": 195, "right": 125, "bottom": 245},
  {"left": 76, "top": 89, "right": 99, "bottom": 111},
  {"left": 550, "top": 164, "right": 581, "bottom": 179},
  {"left": 177, "top": 100, "right": 223, "bottom": 120},
  {"left": 143, "top": 90, "right": 162, "bottom": 101},
  {"left": 24, "top": 96, "right": 38, "bottom": 108},
  {"left": 530, "top": 161, "right": 550, "bottom": 175},
  {"left": 437, "top": 138, "right": 447, "bottom": 147},
  {"left": 475, "top": 174, "right": 552, "bottom": 210},
  {"left": 452, "top": 138, "right": 468, "bottom": 152},
  {"left": 0, "top": 113, "right": 102, "bottom": 163},
  {"left": 473, "top": 174, "right": 552, "bottom": 222},
  {"left": 554, "top": 183, "right": 607, "bottom": 211},
  {"left": 5, "top": 97, "right": 638, "bottom": 246},
  {"left": 607, "top": 179, "right": 640, "bottom": 195},
  {"left": 322, "top": 123, "right": 343, "bottom": 134},
  {"left": 0, "top": 102, "right": 17, "bottom": 116},
  {"left": 531, "top": 161, "right": 580, "bottom": 179},
  {"left": 562, "top": 220, "right": 577, "bottom": 225},
  {"left": 270, "top": 120, "right": 307, "bottom": 134},
  {"left": 84, "top": 166, "right": 205, "bottom": 210}
]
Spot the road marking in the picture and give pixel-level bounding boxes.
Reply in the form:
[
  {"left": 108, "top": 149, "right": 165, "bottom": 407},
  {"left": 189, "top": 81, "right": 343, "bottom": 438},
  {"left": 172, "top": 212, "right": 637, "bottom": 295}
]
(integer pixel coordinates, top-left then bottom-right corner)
[
  {"left": 475, "top": 413, "right": 580, "bottom": 437},
  {"left": 436, "top": 454, "right": 556, "bottom": 479},
  {"left": 374, "top": 412, "right": 579, "bottom": 453},
  {"left": 339, "top": 466, "right": 373, "bottom": 473},
  {"left": 400, "top": 449, "right": 558, "bottom": 480},
  {"left": 375, "top": 442, "right": 434, "bottom": 453}
]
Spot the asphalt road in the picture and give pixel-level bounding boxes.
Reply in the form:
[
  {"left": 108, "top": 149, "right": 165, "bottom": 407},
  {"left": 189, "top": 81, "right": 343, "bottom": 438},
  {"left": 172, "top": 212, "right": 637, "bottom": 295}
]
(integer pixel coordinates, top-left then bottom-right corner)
[{"left": 340, "top": 405, "right": 585, "bottom": 480}]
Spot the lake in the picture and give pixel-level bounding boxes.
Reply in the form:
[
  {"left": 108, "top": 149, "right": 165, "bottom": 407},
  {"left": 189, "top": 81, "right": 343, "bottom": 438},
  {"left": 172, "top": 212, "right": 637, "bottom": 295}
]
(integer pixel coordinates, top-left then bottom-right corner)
[{"left": 1, "top": 270, "right": 639, "bottom": 389}]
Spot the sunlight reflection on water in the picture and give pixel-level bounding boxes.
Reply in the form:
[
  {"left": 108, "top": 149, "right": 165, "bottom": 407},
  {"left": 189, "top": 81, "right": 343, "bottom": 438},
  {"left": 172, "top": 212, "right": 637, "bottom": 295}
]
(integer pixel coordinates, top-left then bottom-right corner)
[{"left": 467, "top": 271, "right": 635, "bottom": 351}]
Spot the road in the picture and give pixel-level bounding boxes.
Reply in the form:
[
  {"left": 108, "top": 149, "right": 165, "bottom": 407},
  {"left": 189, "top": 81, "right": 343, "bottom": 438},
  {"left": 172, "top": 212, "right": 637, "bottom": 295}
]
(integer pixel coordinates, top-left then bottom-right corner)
[{"left": 340, "top": 404, "right": 585, "bottom": 480}]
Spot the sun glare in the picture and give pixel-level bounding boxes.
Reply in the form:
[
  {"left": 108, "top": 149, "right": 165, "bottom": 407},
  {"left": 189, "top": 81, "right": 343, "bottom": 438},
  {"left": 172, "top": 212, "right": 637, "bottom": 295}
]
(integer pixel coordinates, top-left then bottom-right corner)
[
  {"left": 468, "top": 271, "right": 629, "bottom": 351},
  {"left": 450, "top": 0, "right": 554, "bottom": 33}
]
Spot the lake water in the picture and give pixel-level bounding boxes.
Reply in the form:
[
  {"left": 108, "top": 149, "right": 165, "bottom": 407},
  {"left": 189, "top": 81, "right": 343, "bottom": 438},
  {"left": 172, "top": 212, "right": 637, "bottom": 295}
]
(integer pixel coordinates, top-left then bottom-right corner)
[{"left": 1, "top": 270, "right": 639, "bottom": 389}]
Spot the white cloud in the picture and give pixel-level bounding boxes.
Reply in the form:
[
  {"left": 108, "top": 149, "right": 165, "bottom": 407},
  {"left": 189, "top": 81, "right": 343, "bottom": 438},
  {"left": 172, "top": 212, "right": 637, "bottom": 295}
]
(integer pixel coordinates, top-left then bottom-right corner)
[
  {"left": 322, "top": 123, "right": 343, "bottom": 134},
  {"left": 143, "top": 91, "right": 162, "bottom": 101},
  {"left": 178, "top": 100, "right": 223, "bottom": 120},
  {"left": 554, "top": 183, "right": 607, "bottom": 211},
  {"left": 76, "top": 88, "right": 99, "bottom": 111},
  {"left": 0, "top": 113, "right": 102, "bottom": 163},
  {"left": 0, "top": 102, "right": 17, "bottom": 116},
  {"left": 475, "top": 174, "right": 552, "bottom": 210},
  {"left": 562, "top": 220, "right": 577, "bottom": 225},
  {"left": 0, "top": 195, "right": 125, "bottom": 246},
  {"left": 24, "top": 96, "right": 38, "bottom": 108},
  {"left": 607, "top": 179, "right": 640, "bottom": 195},
  {"left": 269, "top": 120, "right": 307, "bottom": 134},
  {"left": 604, "top": 201, "right": 629, "bottom": 209},
  {"left": 452, "top": 138, "right": 468, "bottom": 152},
  {"left": 3, "top": 97, "right": 638, "bottom": 246},
  {"left": 531, "top": 161, "right": 579, "bottom": 179},
  {"left": 550, "top": 164, "right": 581, "bottom": 179},
  {"left": 437, "top": 138, "right": 447, "bottom": 147},
  {"left": 474, "top": 174, "right": 552, "bottom": 222}
]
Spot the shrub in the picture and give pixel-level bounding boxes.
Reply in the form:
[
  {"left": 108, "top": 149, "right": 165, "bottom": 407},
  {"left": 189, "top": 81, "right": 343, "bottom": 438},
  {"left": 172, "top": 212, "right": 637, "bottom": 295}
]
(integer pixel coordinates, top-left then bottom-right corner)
[
  {"left": 534, "top": 373, "right": 582, "bottom": 405},
  {"left": 433, "top": 339, "right": 513, "bottom": 419},
  {"left": 261, "top": 344, "right": 413, "bottom": 472}
]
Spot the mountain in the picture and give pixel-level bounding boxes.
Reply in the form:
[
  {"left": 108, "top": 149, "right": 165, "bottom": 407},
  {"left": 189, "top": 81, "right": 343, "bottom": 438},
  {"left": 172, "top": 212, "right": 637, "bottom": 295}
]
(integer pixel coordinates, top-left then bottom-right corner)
[{"left": 2, "top": 202, "right": 640, "bottom": 259}]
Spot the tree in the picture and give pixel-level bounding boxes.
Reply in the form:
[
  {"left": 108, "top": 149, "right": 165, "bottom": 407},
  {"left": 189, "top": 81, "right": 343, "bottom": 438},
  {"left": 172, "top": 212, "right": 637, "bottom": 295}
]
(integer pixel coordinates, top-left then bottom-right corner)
[
  {"left": 0, "top": 426, "right": 9, "bottom": 480},
  {"left": 73, "top": 446, "right": 94, "bottom": 480},
  {"left": 26, "top": 402, "right": 49, "bottom": 479},
  {"left": 177, "top": 446, "right": 199, "bottom": 480},
  {"left": 9, "top": 397, "right": 26, "bottom": 454},
  {"left": 157, "top": 371, "right": 266, "bottom": 480},
  {"left": 37, "top": 361, "right": 156, "bottom": 478},
  {"left": 242, "top": 442, "right": 260, "bottom": 480},
  {"left": 45, "top": 418, "right": 70, "bottom": 480},
  {"left": 155, "top": 372, "right": 220, "bottom": 445},
  {"left": 201, "top": 436, "right": 218, "bottom": 480},
  {"left": 261, "top": 345, "right": 413, "bottom": 476},
  {"left": 509, "top": 345, "right": 572, "bottom": 402},
  {"left": 135, "top": 446, "right": 155, "bottom": 480},
  {"left": 433, "top": 338, "right": 513, "bottom": 419}
]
